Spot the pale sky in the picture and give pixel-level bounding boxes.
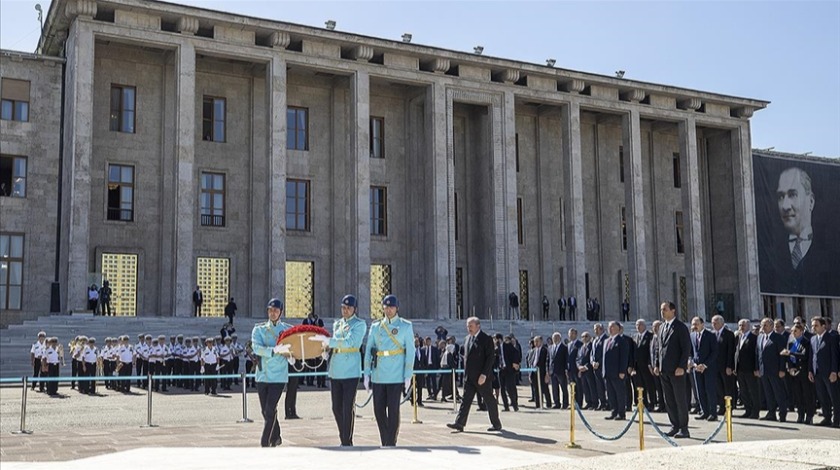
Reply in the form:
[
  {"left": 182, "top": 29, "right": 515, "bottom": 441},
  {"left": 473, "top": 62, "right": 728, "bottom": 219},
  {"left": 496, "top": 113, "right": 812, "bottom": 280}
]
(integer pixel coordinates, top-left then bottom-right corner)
[{"left": 2, "top": 0, "right": 838, "bottom": 157}]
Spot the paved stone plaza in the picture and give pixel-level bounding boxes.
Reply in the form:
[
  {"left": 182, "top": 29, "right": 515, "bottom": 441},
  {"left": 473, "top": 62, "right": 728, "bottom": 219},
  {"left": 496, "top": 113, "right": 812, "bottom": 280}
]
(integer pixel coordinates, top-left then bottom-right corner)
[{"left": 1, "top": 384, "right": 837, "bottom": 468}]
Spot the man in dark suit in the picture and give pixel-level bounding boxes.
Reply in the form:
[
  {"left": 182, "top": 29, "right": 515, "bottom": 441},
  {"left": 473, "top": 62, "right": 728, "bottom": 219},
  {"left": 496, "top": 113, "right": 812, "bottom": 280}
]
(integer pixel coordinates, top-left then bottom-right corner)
[
  {"left": 756, "top": 317, "right": 789, "bottom": 422},
  {"left": 649, "top": 321, "right": 664, "bottom": 412},
  {"left": 690, "top": 317, "right": 719, "bottom": 421},
  {"left": 409, "top": 337, "right": 426, "bottom": 406},
  {"left": 734, "top": 319, "right": 760, "bottom": 418},
  {"left": 654, "top": 301, "right": 691, "bottom": 439},
  {"left": 192, "top": 286, "right": 203, "bottom": 317},
  {"left": 558, "top": 297, "right": 567, "bottom": 321},
  {"left": 423, "top": 337, "right": 441, "bottom": 400},
  {"left": 621, "top": 324, "right": 636, "bottom": 412},
  {"left": 548, "top": 332, "right": 569, "bottom": 409},
  {"left": 576, "top": 332, "right": 597, "bottom": 409},
  {"left": 447, "top": 317, "right": 503, "bottom": 432},
  {"left": 566, "top": 328, "right": 583, "bottom": 407},
  {"left": 711, "top": 315, "right": 736, "bottom": 415},
  {"left": 633, "top": 319, "right": 655, "bottom": 408},
  {"left": 602, "top": 321, "right": 630, "bottom": 420},
  {"left": 621, "top": 301, "right": 630, "bottom": 322},
  {"left": 568, "top": 296, "right": 577, "bottom": 321},
  {"left": 759, "top": 167, "right": 840, "bottom": 296},
  {"left": 497, "top": 334, "right": 520, "bottom": 412},
  {"left": 809, "top": 316, "right": 840, "bottom": 428},
  {"left": 530, "top": 336, "right": 551, "bottom": 408},
  {"left": 590, "top": 324, "right": 609, "bottom": 410}
]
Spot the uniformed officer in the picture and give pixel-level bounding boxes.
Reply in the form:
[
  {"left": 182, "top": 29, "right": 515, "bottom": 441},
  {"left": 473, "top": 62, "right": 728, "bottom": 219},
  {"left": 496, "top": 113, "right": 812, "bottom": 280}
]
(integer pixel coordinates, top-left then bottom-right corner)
[
  {"left": 230, "top": 334, "right": 243, "bottom": 385},
  {"left": 44, "top": 338, "right": 61, "bottom": 396},
  {"left": 251, "top": 298, "right": 295, "bottom": 447},
  {"left": 201, "top": 338, "right": 219, "bottom": 395},
  {"left": 116, "top": 335, "right": 134, "bottom": 393},
  {"left": 219, "top": 337, "right": 234, "bottom": 390},
  {"left": 82, "top": 337, "right": 98, "bottom": 395},
  {"left": 30, "top": 332, "right": 47, "bottom": 392},
  {"left": 363, "top": 294, "right": 415, "bottom": 447},
  {"left": 310, "top": 294, "right": 367, "bottom": 446}
]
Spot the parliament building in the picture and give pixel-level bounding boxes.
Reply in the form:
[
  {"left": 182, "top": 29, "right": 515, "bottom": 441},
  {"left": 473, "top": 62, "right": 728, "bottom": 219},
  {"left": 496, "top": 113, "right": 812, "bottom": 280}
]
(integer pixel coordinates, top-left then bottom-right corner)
[{"left": 2, "top": 0, "right": 837, "bottom": 327}]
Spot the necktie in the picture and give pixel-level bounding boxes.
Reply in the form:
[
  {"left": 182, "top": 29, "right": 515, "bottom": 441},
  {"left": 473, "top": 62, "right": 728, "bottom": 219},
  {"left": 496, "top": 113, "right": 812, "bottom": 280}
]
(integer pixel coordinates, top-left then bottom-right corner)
[
  {"left": 791, "top": 238, "right": 803, "bottom": 268},
  {"left": 500, "top": 346, "right": 506, "bottom": 368},
  {"left": 696, "top": 333, "right": 701, "bottom": 350},
  {"left": 427, "top": 348, "right": 432, "bottom": 365}
]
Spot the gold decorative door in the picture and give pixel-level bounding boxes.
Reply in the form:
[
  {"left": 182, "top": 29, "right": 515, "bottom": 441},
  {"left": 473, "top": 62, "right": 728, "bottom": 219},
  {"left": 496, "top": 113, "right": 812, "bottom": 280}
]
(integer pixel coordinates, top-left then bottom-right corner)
[
  {"left": 285, "top": 261, "right": 313, "bottom": 318},
  {"left": 101, "top": 253, "right": 137, "bottom": 316},
  {"left": 197, "top": 257, "right": 229, "bottom": 317}
]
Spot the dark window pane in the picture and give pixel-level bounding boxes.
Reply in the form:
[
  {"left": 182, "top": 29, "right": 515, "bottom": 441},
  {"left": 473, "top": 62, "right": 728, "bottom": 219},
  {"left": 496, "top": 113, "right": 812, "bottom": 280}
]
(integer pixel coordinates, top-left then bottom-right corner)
[
  {"left": 286, "top": 182, "right": 296, "bottom": 198},
  {"left": 286, "top": 214, "right": 295, "bottom": 228},
  {"left": 16, "top": 102, "right": 28, "bottom": 122},
  {"left": 0, "top": 100, "right": 12, "bottom": 120},
  {"left": 214, "top": 121, "right": 224, "bottom": 142},
  {"left": 9, "top": 236, "right": 23, "bottom": 258},
  {"left": 297, "top": 130, "right": 306, "bottom": 150},
  {"left": 123, "top": 110, "right": 135, "bottom": 133},
  {"left": 123, "top": 88, "right": 135, "bottom": 111},
  {"left": 121, "top": 166, "right": 133, "bottom": 183},
  {"left": 108, "top": 166, "right": 120, "bottom": 182},
  {"left": 203, "top": 99, "right": 213, "bottom": 120},
  {"left": 214, "top": 99, "right": 224, "bottom": 117}
]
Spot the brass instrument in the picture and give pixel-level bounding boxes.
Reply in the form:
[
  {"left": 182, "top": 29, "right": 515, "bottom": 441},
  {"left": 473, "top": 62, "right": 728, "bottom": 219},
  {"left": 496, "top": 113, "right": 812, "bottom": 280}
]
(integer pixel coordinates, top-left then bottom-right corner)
[{"left": 57, "top": 343, "right": 65, "bottom": 367}]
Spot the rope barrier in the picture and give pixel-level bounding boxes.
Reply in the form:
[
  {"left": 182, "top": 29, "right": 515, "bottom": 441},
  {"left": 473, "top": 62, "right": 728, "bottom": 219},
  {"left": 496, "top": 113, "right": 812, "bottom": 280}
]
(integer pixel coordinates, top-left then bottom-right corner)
[
  {"left": 355, "top": 392, "right": 373, "bottom": 409},
  {"left": 702, "top": 417, "right": 728, "bottom": 445},
  {"left": 641, "top": 408, "right": 679, "bottom": 447},
  {"left": 574, "top": 406, "right": 639, "bottom": 441}
]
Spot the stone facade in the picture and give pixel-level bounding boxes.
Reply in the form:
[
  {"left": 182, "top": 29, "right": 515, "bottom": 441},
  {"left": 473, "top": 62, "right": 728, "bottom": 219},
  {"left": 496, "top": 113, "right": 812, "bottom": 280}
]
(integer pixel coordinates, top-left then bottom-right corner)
[{"left": 3, "top": 0, "right": 835, "bottom": 327}]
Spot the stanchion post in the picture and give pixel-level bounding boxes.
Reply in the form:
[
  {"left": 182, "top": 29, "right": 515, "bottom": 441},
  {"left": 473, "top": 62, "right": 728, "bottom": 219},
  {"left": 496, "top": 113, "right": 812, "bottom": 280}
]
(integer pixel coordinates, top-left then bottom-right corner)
[
  {"left": 12, "top": 376, "right": 33, "bottom": 435},
  {"left": 451, "top": 369, "right": 458, "bottom": 413},
  {"left": 725, "top": 395, "right": 733, "bottom": 443},
  {"left": 237, "top": 372, "right": 253, "bottom": 423},
  {"left": 565, "top": 382, "right": 580, "bottom": 449},
  {"left": 536, "top": 368, "right": 543, "bottom": 409},
  {"left": 142, "top": 374, "right": 158, "bottom": 428},
  {"left": 412, "top": 374, "right": 422, "bottom": 424},
  {"left": 637, "top": 386, "right": 645, "bottom": 451}
]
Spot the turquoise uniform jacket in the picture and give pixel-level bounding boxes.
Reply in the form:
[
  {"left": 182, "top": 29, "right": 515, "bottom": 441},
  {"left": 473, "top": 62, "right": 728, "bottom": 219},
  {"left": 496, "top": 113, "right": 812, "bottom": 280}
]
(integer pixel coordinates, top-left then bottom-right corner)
[
  {"left": 363, "top": 315, "right": 415, "bottom": 384},
  {"left": 328, "top": 315, "right": 367, "bottom": 380},
  {"left": 251, "top": 319, "right": 293, "bottom": 383}
]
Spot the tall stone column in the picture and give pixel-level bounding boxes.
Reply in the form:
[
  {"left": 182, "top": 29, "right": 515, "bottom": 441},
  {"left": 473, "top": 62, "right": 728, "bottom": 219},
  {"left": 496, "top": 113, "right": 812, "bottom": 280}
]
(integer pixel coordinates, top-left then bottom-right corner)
[
  {"left": 266, "top": 55, "right": 287, "bottom": 303},
  {"left": 536, "top": 111, "right": 558, "bottom": 314},
  {"left": 679, "top": 117, "right": 706, "bottom": 318},
  {"left": 350, "top": 71, "right": 371, "bottom": 316},
  {"left": 561, "top": 102, "right": 587, "bottom": 309},
  {"left": 425, "top": 82, "right": 454, "bottom": 318},
  {"left": 731, "top": 122, "right": 761, "bottom": 317},
  {"left": 622, "top": 109, "right": 651, "bottom": 319},
  {"left": 63, "top": 17, "right": 95, "bottom": 313},
  {"left": 499, "top": 91, "right": 520, "bottom": 316},
  {"left": 173, "top": 43, "right": 196, "bottom": 316}
]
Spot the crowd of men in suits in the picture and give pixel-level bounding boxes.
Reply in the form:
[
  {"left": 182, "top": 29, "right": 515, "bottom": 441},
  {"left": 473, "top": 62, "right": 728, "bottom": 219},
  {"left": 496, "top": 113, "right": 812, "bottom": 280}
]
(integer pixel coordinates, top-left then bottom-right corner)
[{"left": 518, "top": 307, "right": 840, "bottom": 438}]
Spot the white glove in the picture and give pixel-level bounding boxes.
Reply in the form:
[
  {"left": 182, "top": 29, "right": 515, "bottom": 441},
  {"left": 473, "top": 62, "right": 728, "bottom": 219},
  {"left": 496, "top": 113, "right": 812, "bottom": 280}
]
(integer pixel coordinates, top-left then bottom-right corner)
[
  {"left": 286, "top": 355, "right": 296, "bottom": 365},
  {"left": 321, "top": 351, "right": 329, "bottom": 360},
  {"left": 273, "top": 344, "right": 291, "bottom": 355},
  {"left": 404, "top": 378, "right": 412, "bottom": 394},
  {"left": 363, "top": 375, "right": 370, "bottom": 391},
  {"left": 308, "top": 334, "right": 330, "bottom": 347}
]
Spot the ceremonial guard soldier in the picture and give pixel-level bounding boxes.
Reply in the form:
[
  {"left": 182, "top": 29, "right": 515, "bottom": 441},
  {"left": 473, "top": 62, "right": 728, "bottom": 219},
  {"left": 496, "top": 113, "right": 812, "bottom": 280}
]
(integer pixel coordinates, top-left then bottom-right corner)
[
  {"left": 30, "top": 331, "right": 46, "bottom": 392},
  {"left": 82, "top": 338, "right": 99, "bottom": 395},
  {"left": 116, "top": 336, "right": 134, "bottom": 393},
  {"left": 251, "top": 298, "right": 294, "bottom": 447},
  {"left": 363, "top": 295, "right": 415, "bottom": 447},
  {"left": 310, "top": 294, "right": 367, "bottom": 446},
  {"left": 201, "top": 338, "right": 219, "bottom": 395}
]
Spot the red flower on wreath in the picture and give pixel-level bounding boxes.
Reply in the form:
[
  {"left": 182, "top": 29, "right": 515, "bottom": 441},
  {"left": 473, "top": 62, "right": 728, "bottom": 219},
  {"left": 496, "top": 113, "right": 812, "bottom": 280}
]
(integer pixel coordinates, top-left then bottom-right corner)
[{"left": 276, "top": 324, "right": 331, "bottom": 344}]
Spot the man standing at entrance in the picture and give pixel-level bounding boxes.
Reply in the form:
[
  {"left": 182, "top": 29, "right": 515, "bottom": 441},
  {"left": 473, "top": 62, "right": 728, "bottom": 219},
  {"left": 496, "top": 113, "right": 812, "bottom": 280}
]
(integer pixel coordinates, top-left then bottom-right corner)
[
  {"left": 193, "top": 286, "right": 203, "bottom": 317},
  {"left": 654, "top": 301, "right": 691, "bottom": 439},
  {"left": 447, "top": 317, "right": 503, "bottom": 432},
  {"left": 363, "top": 295, "right": 415, "bottom": 447},
  {"left": 250, "top": 298, "right": 293, "bottom": 447},
  {"left": 310, "top": 294, "right": 367, "bottom": 446}
]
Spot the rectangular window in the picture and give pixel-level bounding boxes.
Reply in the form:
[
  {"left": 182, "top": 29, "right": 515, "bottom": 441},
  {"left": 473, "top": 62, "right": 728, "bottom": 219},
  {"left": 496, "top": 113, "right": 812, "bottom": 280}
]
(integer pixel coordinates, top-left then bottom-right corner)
[
  {"left": 286, "top": 107, "right": 309, "bottom": 151},
  {"left": 560, "top": 197, "right": 566, "bottom": 250},
  {"left": 0, "top": 155, "right": 27, "bottom": 197},
  {"left": 200, "top": 172, "right": 225, "bottom": 227},
  {"left": 673, "top": 152, "right": 682, "bottom": 188},
  {"left": 0, "top": 78, "right": 30, "bottom": 122},
  {"left": 619, "top": 145, "right": 625, "bottom": 183},
  {"left": 675, "top": 211, "right": 685, "bottom": 254},
  {"left": 286, "top": 179, "right": 310, "bottom": 231},
  {"left": 370, "top": 264, "right": 392, "bottom": 319},
  {"left": 370, "top": 116, "right": 384, "bottom": 158},
  {"left": 621, "top": 206, "right": 627, "bottom": 251},
  {"left": 109, "top": 85, "right": 136, "bottom": 133},
  {"left": 515, "top": 133, "right": 520, "bottom": 172},
  {"left": 0, "top": 233, "right": 24, "bottom": 310},
  {"left": 370, "top": 186, "right": 387, "bottom": 236},
  {"left": 517, "top": 197, "right": 524, "bottom": 245},
  {"left": 202, "top": 96, "right": 226, "bottom": 142},
  {"left": 107, "top": 164, "right": 134, "bottom": 221}
]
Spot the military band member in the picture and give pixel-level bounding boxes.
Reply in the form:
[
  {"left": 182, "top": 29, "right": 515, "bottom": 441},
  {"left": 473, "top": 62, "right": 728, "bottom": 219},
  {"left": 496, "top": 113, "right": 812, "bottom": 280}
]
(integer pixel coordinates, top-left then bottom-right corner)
[
  {"left": 117, "top": 335, "right": 134, "bottom": 393},
  {"left": 183, "top": 338, "right": 199, "bottom": 391},
  {"left": 70, "top": 335, "right": 83, "bottom": 391},
  {"left": 166, "top": 335, "right": 177, "bottom": 388},
  {"left": 151, "top": 336, "right": 168, "bottom": 392},
  {"left": 173, "top": 335, "right": 185, "bottom": 387},
  {"left": 30, "top": 331, "right": 47, "bottom": 392},
  {"left": 220, "top": 337, "right": 234, "bottom": 391},
  {"left": 45, "top": 338, "right": 61, "bottom": 396},
  {"left": 251, "top": 298, "right": 294, "bottom": 447},
  {"left": 82, "top": 337, "right": 99, "bottom": 395},
  {"left": 201, "top": 338, "right": 219, "bottom": 395},
  {"left": 245, "top": 340, "right": 257, "bottom": 388},
  {"left": 310, "top": 294, "right": 367, "bottom": 446},
  {"left": 190, "top": 336, "right": 202, "bottom": 390},
  {"left": 363, "top": 295, "right": 415, "bottom": 447},
  {"left": 231, "top": 334, "right": 243, "bottom": 385},
  {"left": 135, "top": 334, "right": 149, "bottom": 387}
]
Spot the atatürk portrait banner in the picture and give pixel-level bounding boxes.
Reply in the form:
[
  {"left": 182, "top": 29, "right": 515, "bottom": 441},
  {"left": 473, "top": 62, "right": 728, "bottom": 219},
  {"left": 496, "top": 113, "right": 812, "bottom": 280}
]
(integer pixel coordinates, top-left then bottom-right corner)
[{"left": 754, "top": 154, "right": 840, "bottom": 298}]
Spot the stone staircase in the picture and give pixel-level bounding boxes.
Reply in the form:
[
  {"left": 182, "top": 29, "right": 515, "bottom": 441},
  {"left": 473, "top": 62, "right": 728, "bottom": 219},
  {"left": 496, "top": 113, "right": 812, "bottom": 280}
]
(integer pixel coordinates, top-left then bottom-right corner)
[{"left": 0, "top": 313, "right": 611, "bottom": 380}]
